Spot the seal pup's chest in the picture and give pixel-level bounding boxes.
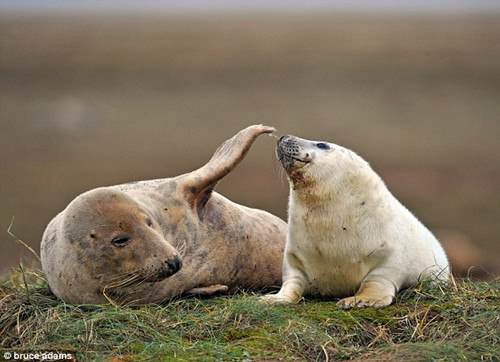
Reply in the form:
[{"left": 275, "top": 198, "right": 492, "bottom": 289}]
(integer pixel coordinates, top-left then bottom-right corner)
[{"left": 287, "top": 202, "right": 387, "bottom": 297}]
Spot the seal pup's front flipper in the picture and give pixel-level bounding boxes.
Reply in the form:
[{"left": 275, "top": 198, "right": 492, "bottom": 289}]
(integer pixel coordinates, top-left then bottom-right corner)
[{"left": 182, "top": 124, "right": 275, "bottom": 218}]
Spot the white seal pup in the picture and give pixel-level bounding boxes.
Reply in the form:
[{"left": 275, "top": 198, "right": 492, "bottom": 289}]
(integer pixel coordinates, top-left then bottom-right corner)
[
  {"left": 41, "top": 125, "right": 286, "bottom": 304},
  {"left": 261, "top": 134, "right": 449, "bottom": 308}
]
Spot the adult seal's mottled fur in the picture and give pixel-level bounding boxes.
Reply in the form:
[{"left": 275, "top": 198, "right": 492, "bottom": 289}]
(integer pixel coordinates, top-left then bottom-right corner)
[
  {"left": 261, "top": 134, "right": 449, "bottom": 308},
  {"left": 41, "top": 125, "right": 286, "bottom": 304}
]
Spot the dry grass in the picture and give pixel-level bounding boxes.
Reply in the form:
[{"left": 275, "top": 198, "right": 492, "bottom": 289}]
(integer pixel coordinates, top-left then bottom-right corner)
[{"left": 1, "top": 266, "right": 498, "bottom": 360}]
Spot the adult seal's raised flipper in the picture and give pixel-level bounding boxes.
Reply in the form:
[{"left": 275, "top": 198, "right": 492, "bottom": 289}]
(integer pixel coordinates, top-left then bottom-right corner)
[
  {"left": 41, "top": 125, "right": 286, "bottom": 304},
  {"left": 183, "top": 124, "right": 276, "bottom": 220}
]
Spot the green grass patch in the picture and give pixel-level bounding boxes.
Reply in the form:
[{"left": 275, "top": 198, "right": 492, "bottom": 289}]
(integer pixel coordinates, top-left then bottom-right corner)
[{"left": 1, "top": 267, "right": 498, "bottom": 361}]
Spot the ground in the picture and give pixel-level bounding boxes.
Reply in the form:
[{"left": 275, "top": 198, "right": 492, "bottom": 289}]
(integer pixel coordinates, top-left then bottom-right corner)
[{"left": 1, "top": 268, "right": 499, "bottom": 360}]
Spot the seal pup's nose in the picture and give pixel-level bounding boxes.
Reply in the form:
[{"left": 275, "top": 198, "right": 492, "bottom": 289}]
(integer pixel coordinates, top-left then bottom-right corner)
[
  {"left": 278, "top": 135, "right": 292, "bottom": 143},
  {"left": 277, "top": 135, "right": 300, "bottom": 156},
  {"left": 165, "top": 255, "right": 182, "bottom": 274}
]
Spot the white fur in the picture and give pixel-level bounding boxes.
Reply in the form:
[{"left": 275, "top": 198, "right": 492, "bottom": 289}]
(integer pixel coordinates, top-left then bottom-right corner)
[{"left": 262, "top": 136, "right": 449, "bottom": 308}]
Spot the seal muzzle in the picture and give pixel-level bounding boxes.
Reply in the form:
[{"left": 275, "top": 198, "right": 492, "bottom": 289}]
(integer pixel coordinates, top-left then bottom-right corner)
[{"left": 276, "top": 135, "right": 307, "bottom": 172}]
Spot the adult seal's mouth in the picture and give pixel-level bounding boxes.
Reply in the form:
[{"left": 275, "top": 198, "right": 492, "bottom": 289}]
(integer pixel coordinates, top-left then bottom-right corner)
[{"left": 40, "top": 124, "right": 287, "bottom": 305}]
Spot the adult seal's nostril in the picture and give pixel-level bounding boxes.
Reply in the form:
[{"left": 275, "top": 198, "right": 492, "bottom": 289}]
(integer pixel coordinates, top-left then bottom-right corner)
[
  {"left": 40, "top": 124, "right": 286, "bottom": 304},
  {"left": 165, "top": 255, "right": 182, "bottom": 273}
]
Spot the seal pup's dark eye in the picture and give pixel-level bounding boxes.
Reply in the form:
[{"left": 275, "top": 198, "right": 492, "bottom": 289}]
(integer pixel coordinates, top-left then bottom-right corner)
[
  {"left": 146, "top": 218, "right": 153, "bottom": 227},
  {"left": 316, "top": 143, "right": 330, "bottom": 150},
  {"left": 111, "top": 236, "right": 131, "bottom": 247}
]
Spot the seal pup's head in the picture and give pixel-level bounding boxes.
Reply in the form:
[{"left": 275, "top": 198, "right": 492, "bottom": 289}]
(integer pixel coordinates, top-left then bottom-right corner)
[{"left": 276, "top": 134, "right": 376, "bottom": 194}]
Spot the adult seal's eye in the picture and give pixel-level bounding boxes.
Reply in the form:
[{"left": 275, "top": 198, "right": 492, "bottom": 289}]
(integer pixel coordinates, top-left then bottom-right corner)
[
  {"left": 111, "top": 236, "right": 131, "bottom": 247},
  {"left": 146, "top": 218, "right": 153, "bottom": 227},
  {"left": 316, "top": 143, "right": 330, "bottom": 150}
]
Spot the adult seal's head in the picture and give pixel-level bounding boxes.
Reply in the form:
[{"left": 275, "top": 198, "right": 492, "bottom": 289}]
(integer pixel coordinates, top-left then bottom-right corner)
[
  {"left": 41, "top": 125, "right": 286, "bottom": 304},
  {"left": 43, "top": 189, "right": 183, "bottom": 303}
]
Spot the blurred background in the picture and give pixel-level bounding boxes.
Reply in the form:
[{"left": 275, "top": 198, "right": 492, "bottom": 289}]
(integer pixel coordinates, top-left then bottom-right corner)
[{"left": 1, "top": 1, "right": 499, "bottom": 278}]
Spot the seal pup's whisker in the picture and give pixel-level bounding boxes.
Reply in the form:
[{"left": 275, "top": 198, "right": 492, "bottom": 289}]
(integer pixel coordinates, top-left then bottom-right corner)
[
  {"left": 273, "top": 156, "right": 288, "bottom": 187},
  {"left": 261, "top": 133, "right": 450, "bottom": 309}
]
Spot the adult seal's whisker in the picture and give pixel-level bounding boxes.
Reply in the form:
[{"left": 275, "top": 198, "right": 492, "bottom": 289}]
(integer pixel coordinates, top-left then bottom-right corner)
[{"left": 40, "top": 125, "right": 286, "bottom": 304}]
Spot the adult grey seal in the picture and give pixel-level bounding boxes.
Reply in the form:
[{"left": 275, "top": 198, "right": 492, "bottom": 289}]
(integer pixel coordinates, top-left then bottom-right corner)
[
  {"left": 261, "top": 134, "right": 449, "bottom": 308},
  {"left": 41, "top": 125, "right": 286, "bottom": 304}
]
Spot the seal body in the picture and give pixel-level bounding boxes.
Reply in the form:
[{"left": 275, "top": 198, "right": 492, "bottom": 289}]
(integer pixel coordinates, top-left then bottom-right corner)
[
  {"left": 261, "top": 135, "right": 449, "bottom": 308},
  {"left": 41, "top": 125, "right": 286, "bottom": 304}
]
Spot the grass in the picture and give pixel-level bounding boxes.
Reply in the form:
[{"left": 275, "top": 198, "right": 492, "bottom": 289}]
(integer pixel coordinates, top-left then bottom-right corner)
[
  {"left": 1, "top": 15, "right": 499, "bottom": 360},
  {"left": 1, "top": 266, "right": 498, "bottom": 361}
]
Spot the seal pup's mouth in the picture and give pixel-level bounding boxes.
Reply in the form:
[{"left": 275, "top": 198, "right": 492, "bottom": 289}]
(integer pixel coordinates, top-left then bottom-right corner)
[{"left": 276, "top": 135, "right": 311, "bottom": 172}]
